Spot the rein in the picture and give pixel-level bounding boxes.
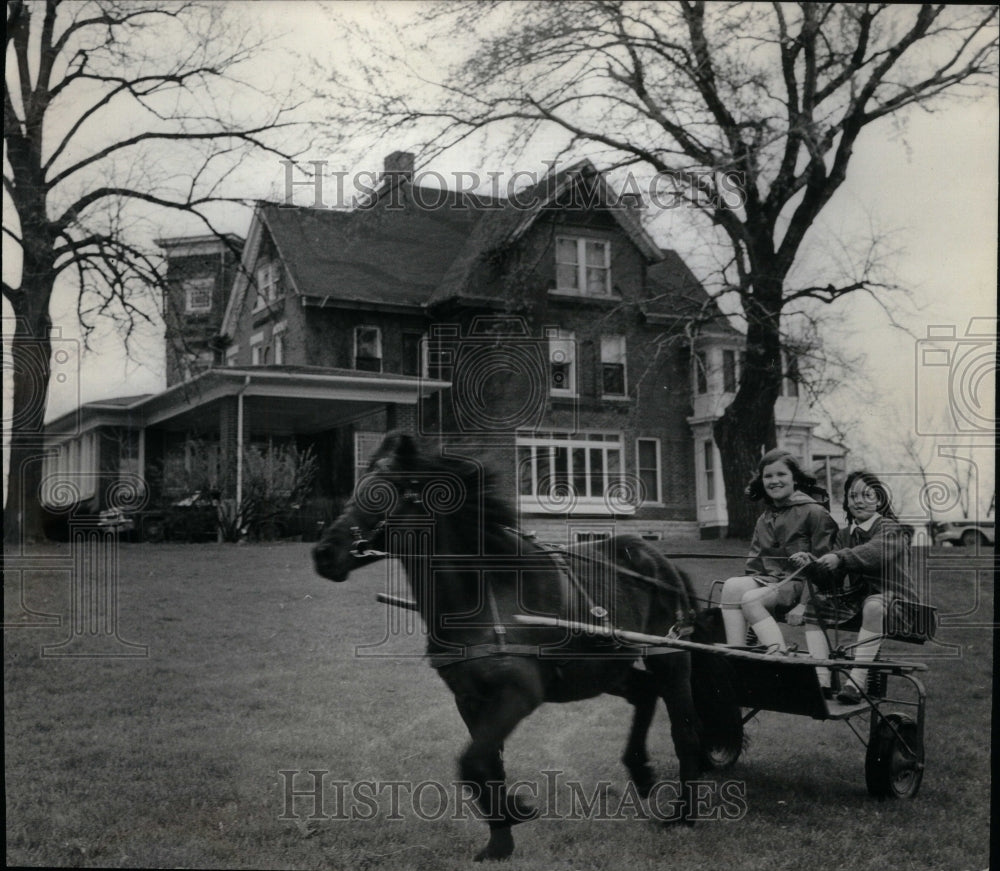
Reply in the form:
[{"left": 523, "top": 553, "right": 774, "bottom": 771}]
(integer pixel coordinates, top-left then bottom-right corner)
[{"left": 503, "top": 527, "right": 701, "bottom": 618}]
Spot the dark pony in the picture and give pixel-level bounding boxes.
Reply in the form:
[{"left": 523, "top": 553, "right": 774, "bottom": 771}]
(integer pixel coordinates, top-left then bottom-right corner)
[{"left": 313, "top": 432, "right": 742, "bottom": 861}]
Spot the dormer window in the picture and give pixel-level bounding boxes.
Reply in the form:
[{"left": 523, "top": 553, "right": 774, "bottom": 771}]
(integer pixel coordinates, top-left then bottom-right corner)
[
  {"left": 253, "top": 260, "right": 281, "bottom": 311},
  {"left": 184, "top": 277, "right": 213, "bottom": 314},
  {"left": 555, "top": 237, "right": 611, "bottom": 296}
]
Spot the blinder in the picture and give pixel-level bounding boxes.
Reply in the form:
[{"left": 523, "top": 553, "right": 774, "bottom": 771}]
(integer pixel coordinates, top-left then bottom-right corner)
[{"left": 349, "top": 478, "right": 424, "bottom": 558}]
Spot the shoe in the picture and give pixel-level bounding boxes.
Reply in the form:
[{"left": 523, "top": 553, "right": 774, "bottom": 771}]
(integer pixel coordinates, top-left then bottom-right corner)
[
  {"left": 836, "top": 682, "right": 861, "bottom": 704},
  {"left": 821, "top": 686, "right": 835, "bottom": 700}
]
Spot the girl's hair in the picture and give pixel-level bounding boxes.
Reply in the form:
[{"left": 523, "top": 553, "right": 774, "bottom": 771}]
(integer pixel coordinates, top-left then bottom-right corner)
[
  {"left": 745, "top": 448, "right": 829, "bottom": 508},
  {"left": 842, "top": 470, "right": 899, "bottom": 523}
]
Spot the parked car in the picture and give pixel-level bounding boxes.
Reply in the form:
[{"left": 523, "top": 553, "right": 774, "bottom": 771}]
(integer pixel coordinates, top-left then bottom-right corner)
[{"left": 930, "top": 519, "right": 995, "bottom": 547}]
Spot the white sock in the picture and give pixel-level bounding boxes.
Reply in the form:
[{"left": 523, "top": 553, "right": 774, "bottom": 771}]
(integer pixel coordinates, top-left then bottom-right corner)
[
  {"left": 722, "top": 606, "right": 747, "bottom": 646},
  {"left": 805, "top": 629, "right": 831, "bottom": 688},
  {"left": 848, "top": 627, "right": 881, "bottom": 688},
  {"left": 750, "top": 616, "right": 786, "bottom": 652}
]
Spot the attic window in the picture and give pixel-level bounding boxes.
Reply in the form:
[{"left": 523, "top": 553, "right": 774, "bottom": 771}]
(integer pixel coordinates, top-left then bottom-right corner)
[
  {"left": 555, "top": 237, "right": 610, "bottom": 296},
  {"left": 253, "top": 260, "right": 281, "bottom": 311}
]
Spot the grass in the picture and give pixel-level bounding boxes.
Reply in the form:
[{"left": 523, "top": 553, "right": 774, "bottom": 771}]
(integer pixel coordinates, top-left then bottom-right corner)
[{"left": 4, "top": 539, "right": 992, "bottom": 870}]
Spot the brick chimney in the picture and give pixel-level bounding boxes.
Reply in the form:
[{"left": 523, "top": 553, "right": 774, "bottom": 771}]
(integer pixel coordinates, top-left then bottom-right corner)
[{"left": 383, "top": 151, "right": 415, "bottom": 182}]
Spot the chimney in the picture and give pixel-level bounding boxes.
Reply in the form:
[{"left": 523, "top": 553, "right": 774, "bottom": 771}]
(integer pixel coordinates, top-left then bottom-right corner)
[{"left": 383, "top": 151, "right": 415, "bottom": 183}]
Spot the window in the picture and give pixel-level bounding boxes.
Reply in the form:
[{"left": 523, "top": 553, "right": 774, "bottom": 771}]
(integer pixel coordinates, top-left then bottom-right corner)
[
  {"left": 354, "top": 431, "right": 385, "bottom": 485},
  {"left": 548, "top": 329, "right": 576, "bottom": 395},
  {"left": 693, "top": 351, "right": 708, "bottom": 394},
  {"left": 183, "top": 277, "right": 213, "bottom": 314},
  {"left": 516, "top": 431, "right": 624, "bottom": 512},
  {"left": 637, "top": 438, "right": 662, "bottom": 503},
  {"left": 250, "top": 332, "right": 264, "bottom": 366},
  {"left": 423, "top": 332, "right": 443, "bottom": 379},
  {"left": 723, "top": 349, "right": 738, "bottom": 393},
  {"left": 354, "top": 326, "right": 382, "bottom": 372},
  {"left": 703, "top": 440, "right": 716, "bottom": 501},
  {"left": 782, "top": 351, "right": 800, "bottom": 398},
  {"left": 555, "top": 237, "right": 611, "bottom": 296},
  {"left": 401, "top": 333, "right": 422, "bottom": 376},
  {"left": 601, "top": 335, "right": 627, "bottom": 397},
  {"left": 225, "top": 345, "right": 239, "bottom": 367},
  {"left": 273, "top": 322, "right": 287, "bottom": 366},
  {"left": 253, "top": 260, "right": 280, "bottom": 311}
]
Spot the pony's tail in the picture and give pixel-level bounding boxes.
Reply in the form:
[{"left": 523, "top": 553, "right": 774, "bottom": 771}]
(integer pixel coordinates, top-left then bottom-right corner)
[{"left": 690, "top": 608, "right": 746, "bottom": 772}]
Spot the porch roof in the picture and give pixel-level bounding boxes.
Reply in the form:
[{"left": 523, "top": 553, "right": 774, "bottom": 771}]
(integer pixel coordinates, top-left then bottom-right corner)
[{"left": 45, "top": 366, "right": 450, "bottom": 442}]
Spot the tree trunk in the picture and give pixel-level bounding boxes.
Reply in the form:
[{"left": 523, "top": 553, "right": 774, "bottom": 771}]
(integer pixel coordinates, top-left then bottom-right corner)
[
  {"left": 713, "top": 393, "right": 777, "bottom": 539},
  {"left": 712, "top": 274, "right": 784, "bottom": 539},
  {"left": 4, "top": 295, "right": 54, "bottom": 545}
]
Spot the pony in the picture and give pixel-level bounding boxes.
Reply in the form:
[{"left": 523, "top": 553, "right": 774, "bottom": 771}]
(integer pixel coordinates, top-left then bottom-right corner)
[{"left": 313, "top": 432, "right": 742, "bottom": 861}]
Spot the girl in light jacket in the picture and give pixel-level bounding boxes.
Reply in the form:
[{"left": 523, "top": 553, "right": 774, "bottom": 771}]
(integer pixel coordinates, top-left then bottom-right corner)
[{"left": 720, "top": 449, "right": 839, "bottom": 653}]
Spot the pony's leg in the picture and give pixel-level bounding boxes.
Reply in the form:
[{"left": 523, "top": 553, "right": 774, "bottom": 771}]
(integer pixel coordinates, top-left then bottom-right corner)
[
  {"left": 645, "top": 652, "right": 701, "bottom": 826},
  {"left": 452, "top": 677, "right": 544, "bottom": 862},
  {"left": 620, "top": 668, "right": 658, "bottom": 798}
]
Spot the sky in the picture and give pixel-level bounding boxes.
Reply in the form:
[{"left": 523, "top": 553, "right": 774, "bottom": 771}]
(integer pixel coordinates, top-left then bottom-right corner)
[{"left": 4, "top": 0, "right": 997, "bottom": 522}]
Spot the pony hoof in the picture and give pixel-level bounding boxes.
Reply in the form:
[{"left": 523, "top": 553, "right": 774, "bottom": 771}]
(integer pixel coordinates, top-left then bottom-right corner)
[{"left": 475, "top": 827, "right": 514, "bottom": 861}]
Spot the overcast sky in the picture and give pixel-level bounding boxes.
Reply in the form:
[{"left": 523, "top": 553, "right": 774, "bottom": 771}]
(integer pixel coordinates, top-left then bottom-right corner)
[{"left": 5, "top": 1, "right": 997, "bottom": 520}]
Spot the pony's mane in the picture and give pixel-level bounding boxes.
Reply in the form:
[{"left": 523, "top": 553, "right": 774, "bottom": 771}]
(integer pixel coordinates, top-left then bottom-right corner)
[{"left": 377, "top": 434, "right": 518, "bottom": 532}]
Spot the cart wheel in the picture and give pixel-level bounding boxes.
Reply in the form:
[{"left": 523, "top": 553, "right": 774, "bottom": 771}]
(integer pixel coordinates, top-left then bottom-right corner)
[
  {"left": 960, "top": 529, "right": 983, "bottom": 548},
  {"left": 865, "top": 713, "right": 923, "bottom": 799}
]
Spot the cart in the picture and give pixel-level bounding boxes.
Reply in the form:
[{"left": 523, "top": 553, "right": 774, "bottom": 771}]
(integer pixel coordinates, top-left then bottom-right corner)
[{"left": 510, "top": 606, "right": 932, "bottom": 800}]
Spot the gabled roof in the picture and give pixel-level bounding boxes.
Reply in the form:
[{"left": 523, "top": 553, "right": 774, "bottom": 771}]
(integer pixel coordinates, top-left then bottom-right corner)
[
  {"left": 642, "top": 251, "right": 742, "bottom": 337},
  {"left": 221, "top": 188, "right": 488, "bottom": 336},
  {"left": 428, "top": 160, "right": 664, "bottom": 307},
  {"left": 220, "top": 158, "right": 721, "bottom": 333}
]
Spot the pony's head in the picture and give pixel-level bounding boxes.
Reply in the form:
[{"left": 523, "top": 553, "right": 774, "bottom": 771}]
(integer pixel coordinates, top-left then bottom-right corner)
[{"left": 312, "top": 432, "right": 505, "bottom": 582}]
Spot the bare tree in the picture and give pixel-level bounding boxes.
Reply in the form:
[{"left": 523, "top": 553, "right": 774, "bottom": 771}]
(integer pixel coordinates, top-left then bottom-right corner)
[
  {"left": 3, "top": 0, "right": 304, "bottom": 542},
  {"left": 320, "top": 1, "right": 998, "bottom": 535}
]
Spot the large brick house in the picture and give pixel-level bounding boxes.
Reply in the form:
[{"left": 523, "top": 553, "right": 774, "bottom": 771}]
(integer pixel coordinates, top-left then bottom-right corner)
[{"left": 42, "top": 154, "right": 839, "bottom": 539}]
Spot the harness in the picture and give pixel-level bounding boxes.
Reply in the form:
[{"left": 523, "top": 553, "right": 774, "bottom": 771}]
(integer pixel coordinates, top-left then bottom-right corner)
[{"left": 346, "top": 492, "right": 694, "bottom": 670}]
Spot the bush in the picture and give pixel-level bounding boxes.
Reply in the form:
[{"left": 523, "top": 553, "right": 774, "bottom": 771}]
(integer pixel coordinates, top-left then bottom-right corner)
[{"left": 154, "top": 441, "right": 319, "bottom": 542}]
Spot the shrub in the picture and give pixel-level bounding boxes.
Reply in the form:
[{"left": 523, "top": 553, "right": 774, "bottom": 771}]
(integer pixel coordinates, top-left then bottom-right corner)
[{"left": 155, "top": 440, "right": 318, "bottom": 542}]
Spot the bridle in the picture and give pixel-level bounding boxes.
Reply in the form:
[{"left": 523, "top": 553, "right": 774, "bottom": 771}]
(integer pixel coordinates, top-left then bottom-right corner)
[{"left": 348, "top": 480, "right": 424, "bottom": 559}]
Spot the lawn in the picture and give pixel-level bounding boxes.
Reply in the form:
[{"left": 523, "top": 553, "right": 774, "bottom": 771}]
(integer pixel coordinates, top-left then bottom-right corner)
[{"left": 4, "top": 539, "right": 992, "bottom": 870}]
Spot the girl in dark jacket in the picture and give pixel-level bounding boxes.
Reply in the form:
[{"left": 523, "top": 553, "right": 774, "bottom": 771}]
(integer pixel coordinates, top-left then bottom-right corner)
[
  {"left": 813, "top": 470, "right": 916, "bottom": 703},
  {"left": 720, "top": 449, "right": 839, "bottom": 654}
]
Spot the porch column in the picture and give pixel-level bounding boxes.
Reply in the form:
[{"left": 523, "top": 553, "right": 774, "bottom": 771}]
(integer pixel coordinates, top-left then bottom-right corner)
[{"left": 218, "top": 396, "right": 242, "bottom": 500}]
